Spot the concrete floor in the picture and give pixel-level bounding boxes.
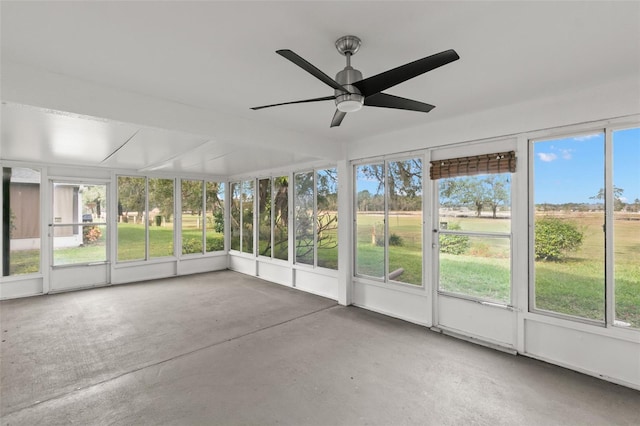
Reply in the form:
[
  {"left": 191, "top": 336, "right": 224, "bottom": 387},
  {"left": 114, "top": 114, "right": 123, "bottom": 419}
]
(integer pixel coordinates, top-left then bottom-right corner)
[{"left": 1, "top": 271, "right": 638, "bottom": 425}]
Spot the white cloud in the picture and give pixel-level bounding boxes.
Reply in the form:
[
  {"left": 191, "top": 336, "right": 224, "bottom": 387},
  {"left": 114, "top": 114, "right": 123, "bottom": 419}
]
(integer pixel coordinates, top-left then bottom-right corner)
[
  {"left": 560, "top": 149, "right": 573, "bottom": 160},
  {"left": 538, "top": 152, "right": 557, "bottom": 162}
]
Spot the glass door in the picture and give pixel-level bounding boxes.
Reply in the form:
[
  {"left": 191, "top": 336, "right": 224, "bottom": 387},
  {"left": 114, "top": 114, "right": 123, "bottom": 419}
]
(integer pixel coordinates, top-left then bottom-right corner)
[
  {"left": 50, "top": 180, "right": 109, "bottom": 291},
  {"left": 431, "top": 146, "right": 517, "bottom": 348}
]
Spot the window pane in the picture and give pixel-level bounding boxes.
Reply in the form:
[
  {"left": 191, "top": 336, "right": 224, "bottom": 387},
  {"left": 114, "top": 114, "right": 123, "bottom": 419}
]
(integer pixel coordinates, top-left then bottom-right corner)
[
  {"left": 258, "top": 178, "right": 272, "bottom": 257},
  {"left": 355, "top": 164, "right": 384, "bottom": 278},
  {"left": 388, "top": 159, "right": 422, "bottom": 285},
  {"left": 149, "top": 178, "right": 174, "bottom": 258},
  {"left": 241, "top": 180, "right": 254, "bottom": 254},
  {"left": 533, "top": 134, "right": 605, "bottom": 321},
  {"left": 294, "top": 172, "right": 314, "bottom": 265},
  {"left": 317, "top": 168, "right": 338, "bottom": 270},
  {"left": 613, "top": 127, "right": 640, "bottom": 329},
  {"left": 117, "top": 176, "right": 146, "bottom": 262},
  {"left": 3, "top": 167, "right": 41, "bottom": 275},
  {"left": 52, "top": 183, "right": 107, "bottom": 266},
  {"left": 230, "top": 182, "right": 241, "bottom": 251},
  {"left": 206, "top": 182, "right": 224, "bottom": 252},
  {"left": 439, "top": 234, "right": 510, "bottom": 304},
  {"left": 273, "top": 176, "right": 288, "bottom": 261},
  {"left": 53, "top": 224, "right": 107, "bottom": 266},
  {"left": 181, "top": 179, "right": 203, "bottom": 255}
]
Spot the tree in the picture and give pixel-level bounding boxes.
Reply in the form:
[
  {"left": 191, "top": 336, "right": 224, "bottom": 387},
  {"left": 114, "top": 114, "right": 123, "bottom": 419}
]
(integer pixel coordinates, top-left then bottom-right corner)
[
  {"left": 590, "top": 186, "right": 625, "bottom": 211},
  {"left": 439, "top": 174, "right": 510, "bottom": 218},
  {"left": 149, "top": 178, "right": 175, "bottom": 222},
  {"left": 118, "top": 177, "right": 145, "bottom": 222},
  {"left": 484, "top": 175, "right": 510, "bottom": 218},
  {"left": 82, "top": 185, "right": 106, "bottom": 218}
]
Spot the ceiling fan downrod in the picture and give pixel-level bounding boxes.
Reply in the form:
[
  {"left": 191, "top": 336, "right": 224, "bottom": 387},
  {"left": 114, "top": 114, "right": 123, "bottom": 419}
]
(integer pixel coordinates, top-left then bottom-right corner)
[{"left": 334, "top": 35, "right": 364, "bottom": 113}]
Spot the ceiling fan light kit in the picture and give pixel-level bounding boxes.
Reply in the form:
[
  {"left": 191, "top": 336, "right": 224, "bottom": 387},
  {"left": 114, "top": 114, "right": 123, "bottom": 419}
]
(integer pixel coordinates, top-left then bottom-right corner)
[{"left": 252, "top": 35, "right": 460, "bottom": 127}]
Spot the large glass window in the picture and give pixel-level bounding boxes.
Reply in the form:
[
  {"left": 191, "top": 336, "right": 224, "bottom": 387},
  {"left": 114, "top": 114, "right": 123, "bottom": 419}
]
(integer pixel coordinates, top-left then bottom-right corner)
[
  {"left": 149, "top": 178, "right": 174, "bottom": 258},
  {"left": 294, "top": 172, "right": 314, "bottom": 265},
  {"left": 230, "top": 182, "right": 241, "bottom": 251},
  {"left": 206, "top": 182, "right": 224, "bottom": 253},
  {"left": 2, "top": 167, "right": 41, "bottom": 276},
  {"left": 355, "top": 159, "right": 422, "bottom": 284},
  {"left": 294, "top": 169, "right": 338, "bottom": 269},
  {"left": 317, "top": 168, "right": 338, "bottom": 269},
  {"left": 258, "top": 178, "right": 272, "bottom": 257},
  {"left": 229, "top": 180, "right": 254, "bottom": 254},
  {"left": 242, "top": 180, "right": 254, "bottom": 254},
  {"left": 532, "top": 133, "right": 606, "bottom": 321},
  {"left": 388, "top": 160, "right": 422, "bottom": 285},
  {"left": 256, "top": 176, "right": 289, "bottom": 260},
  {"left": 612, "top": 128, "right": 639, "bottom": 329},
  {"left": 273, "top": 176, "right": 289, "bottom": 261},
  {"left": 355, "top": 163, "right": 385, "bottom": 278},
  {"left": 438, "top": 174, "right": 511, "bottom": 303},
  {"left": 117, "top": 176, "right": 147, "bottom": 261},
  {"left": 181, "top": 179, "right": 204, "bottom": 255}
]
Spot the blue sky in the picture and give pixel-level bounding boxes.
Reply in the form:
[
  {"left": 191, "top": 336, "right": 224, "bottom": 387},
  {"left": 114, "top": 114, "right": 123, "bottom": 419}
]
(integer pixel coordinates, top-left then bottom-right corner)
[{"left": 534, "top": 128, "right": 639, "bottom": 204}]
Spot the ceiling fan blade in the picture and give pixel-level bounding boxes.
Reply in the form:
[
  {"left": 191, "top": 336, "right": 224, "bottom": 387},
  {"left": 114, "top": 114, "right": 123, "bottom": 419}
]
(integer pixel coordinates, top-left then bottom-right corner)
[
  {"left": 251, "top": 95, "right": 335, "bottom": 110},
  {"left": 277, "top": 49, "right": 349, "bottom": 93},
  {"left": 330, "top": 110, "right": 347, "bottom": 128},
  {"left": 353, "top": 49, "right": 460, "bottom": 97},
  {"left": 364, "top": 93, "right": 435, "bottom": 113}
]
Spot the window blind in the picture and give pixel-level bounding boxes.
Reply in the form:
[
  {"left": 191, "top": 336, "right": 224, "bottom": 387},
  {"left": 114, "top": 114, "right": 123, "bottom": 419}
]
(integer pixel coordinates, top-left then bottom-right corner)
[{"left": 429, "top": 151, "right": 516, "bottom": 180}]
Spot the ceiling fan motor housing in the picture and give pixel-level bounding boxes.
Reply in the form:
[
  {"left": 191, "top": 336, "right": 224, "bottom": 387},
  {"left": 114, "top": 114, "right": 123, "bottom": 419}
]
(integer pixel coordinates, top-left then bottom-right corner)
[{"left": 335, "top": 67, "right": 364, "bottom": 112}]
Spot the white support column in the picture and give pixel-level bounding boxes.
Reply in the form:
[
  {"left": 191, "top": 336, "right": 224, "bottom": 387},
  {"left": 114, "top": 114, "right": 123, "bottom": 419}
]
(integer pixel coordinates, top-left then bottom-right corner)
[{"left": 337, "top": 159, "right": 352, "bottom": 306}]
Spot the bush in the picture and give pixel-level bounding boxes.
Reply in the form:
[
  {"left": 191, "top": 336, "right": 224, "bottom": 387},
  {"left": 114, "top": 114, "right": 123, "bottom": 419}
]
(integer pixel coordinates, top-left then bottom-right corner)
[
  {"left": 82, "top": 226, "right": 102, "bottom": 245},
  {"left": 535, "top": 217, "right": 584, "bottom": 261},
  {"left": 439, "top": 222, "right": 470, "bottom": 255},
  {"left": 206, "top": 235, "right": 224, "bottom": 251},
  {"left": 375, "top": 232, "right": 403, "bottom": 247}
]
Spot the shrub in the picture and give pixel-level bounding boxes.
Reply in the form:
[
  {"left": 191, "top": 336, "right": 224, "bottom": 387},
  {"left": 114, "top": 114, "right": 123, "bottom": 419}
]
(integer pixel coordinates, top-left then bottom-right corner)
[
  {"left": 182, "top": 238, "right": 202, "bottom": 254},
  {"left": 388, "top": 233, "right": 403, "bottom": 246},
  {"left": 439, "top": 222, "right": 470, "bottom": 255},
  {"left": 82, "top": 226, "right": 102, "bottom": 245},
  {"left": 535, "top": 217, "right": 584, "bottom": 261},
  {"left": 206, "top": 235, "right": 224, "bottom": 252},
  {"left": 375, "top": 233, "right": 403, "bottom": 247}
]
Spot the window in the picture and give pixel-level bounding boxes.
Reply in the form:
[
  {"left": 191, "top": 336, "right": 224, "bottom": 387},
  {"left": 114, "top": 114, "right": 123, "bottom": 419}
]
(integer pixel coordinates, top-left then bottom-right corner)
[
  {"left": 355, "top": 159, "right": 422, "bottom": 284},
  {"left": 294, "top": 172, "right": 314, "bottom": 265},
  {"left": 258, "top": 176, "right": 289, "bottom": 260},
  {"left": 258, "top": 178, "right": 272, "bottom": 257},
  {"left": 317, "top": 169, "right": 338, "bottom": 269},
  {"left": 532, "top": 133, "right": 605, "bottom": 321},
  {"left": 181, "top": 179, "right": 225, "bottom": 255},
  {"left": 2, "top": 167, "right": 41, "bottom": 276},
  {"left": 437, "top": 174, "right": 511, "bottom": 303},
  {"left": 273, "top": 176, "right": 289, "bottom": 261},
  {"left": 52, "top": 182, "right": 107, "bottom": 266},
  {"left": 294, "top": 168, "right": 338, "bottom": 269},
  {"left": 532, "top": 128, "right": 639, "bottom": 329},
  {"left": 355, "top": 163, "right": 384, "bottom": 278},
  {"left": 229, "top": 180, "right": 254, "bottom": 254},
  {"left": 117, "top": 176, "right": 147, "bottom": 261},
  {"left": 612, "top": 128, "right": 639, "bottom": 329},
  {"left": 230, "top": 182, "right": 241, "bottom": 251},
  {"left": 206, "top": 182, "right": 224, "bottom": 253},
  {"left": 181, "top": 179, "right": 203, "bottom": 255},
  {"left": 149, "top": 178, "right": 174, "bottom": 258}
]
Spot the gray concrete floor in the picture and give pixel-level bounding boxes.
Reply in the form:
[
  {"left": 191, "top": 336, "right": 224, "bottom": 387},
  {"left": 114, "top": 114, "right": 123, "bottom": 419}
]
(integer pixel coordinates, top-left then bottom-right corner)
[{"left": 1, "top": 271, "right": 638, "bottom": 425}]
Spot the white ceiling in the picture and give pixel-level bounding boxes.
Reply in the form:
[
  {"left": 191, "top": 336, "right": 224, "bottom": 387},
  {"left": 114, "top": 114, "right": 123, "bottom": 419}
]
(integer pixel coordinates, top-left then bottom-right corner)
[{"left": 1, "top": 1, "right": 639, "bottom": 176}]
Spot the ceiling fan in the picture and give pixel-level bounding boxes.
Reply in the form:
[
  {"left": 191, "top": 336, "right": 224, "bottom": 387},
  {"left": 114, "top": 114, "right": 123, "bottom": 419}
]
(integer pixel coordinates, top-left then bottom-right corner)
[{"left": 251, "top": 35, "right": 460, "bottom": 128}]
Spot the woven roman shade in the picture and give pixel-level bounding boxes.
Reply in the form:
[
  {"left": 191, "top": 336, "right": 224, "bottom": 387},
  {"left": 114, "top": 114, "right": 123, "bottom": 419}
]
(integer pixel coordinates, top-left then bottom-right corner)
[{"left": 430, "top": 151, "right": 516, "bottom": 180}]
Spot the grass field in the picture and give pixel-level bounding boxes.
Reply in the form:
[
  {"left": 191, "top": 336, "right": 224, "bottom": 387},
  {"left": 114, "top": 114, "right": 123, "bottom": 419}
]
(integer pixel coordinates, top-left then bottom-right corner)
[{"left": 8, "top": 212, "right": 638, "bottom": 328}]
